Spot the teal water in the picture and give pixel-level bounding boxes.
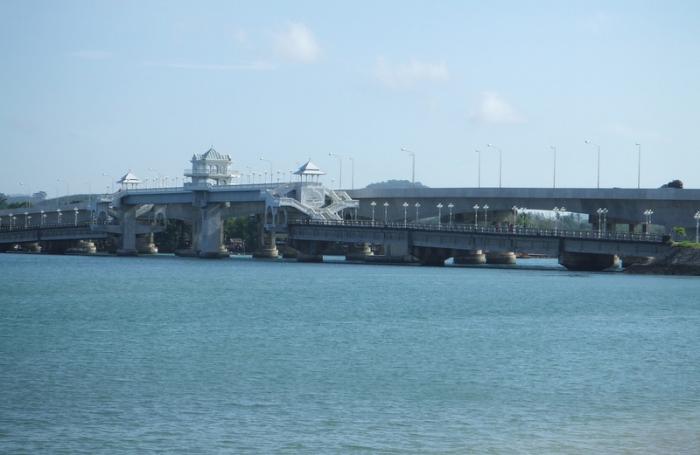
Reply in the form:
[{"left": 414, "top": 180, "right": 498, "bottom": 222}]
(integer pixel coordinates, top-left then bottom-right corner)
[{"left": 1, "top": 253, "right": 699, "bottom": 453}]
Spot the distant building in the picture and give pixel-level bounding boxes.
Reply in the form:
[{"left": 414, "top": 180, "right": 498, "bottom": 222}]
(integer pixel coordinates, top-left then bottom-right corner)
[{"left": 117, "top": 171, "right": 142, "bottom": 190}]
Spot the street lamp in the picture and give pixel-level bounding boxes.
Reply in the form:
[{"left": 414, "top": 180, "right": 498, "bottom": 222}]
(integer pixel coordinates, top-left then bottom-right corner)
[
  {"left": 635, "top": 143, "right": 642, "bottom": 189},
  {"left": 348, "top": 156, "right": 355, "bottom": 190},
  {"left": 596, "top": 208, "right": 608, "bottom": 236},
  {"left": 551, "top": 146, "right": 557, "bottom": 189},
  {"left": 414, "top": 202, "right": 421, "bottom": 221},
  {"left": 585, "top": 140, "right": 601, "bottom": 189},
  {"left": 553, "top": 206, "right": 566, "bottom": 234},
  {"left": 483, "top": 204, "right": 489, "bottom": 225},
  {"left": 328, "top": 152, "right": 343, "bottom": 188},
  {"left": 370, "top": 201, "right": 376, "bottom": 224},
  {"left": 401, "top": 147, "right": 416, "bottom": 184},
  {"left": 473, "top": 204, "right": 480, "bottom": 227},
  {"left": 402, "top": 202, "right": 409, "bottom": 227},
  {"left": 694, "top": 211, "right": 700, "bottom": 243},
  {"left": 41, "top": 210, "right": 46, "bottom": 226},
  {"left": 27, "top": 214, "right": 32, "bottom": 228},
  {"left": 57, "top": 209, "right": 62, "bottom": 225},
  {"left": 10, "top": 214, "right": 15, "bottom": 230},
  {"left": 383, "top": 202, "right": 389, "bottom": 224},
  {"left": 643, "top": 209, "right": 654, "bottom": 235},
  {"left": 512, "top": 205, "right": 518, "bottom": 228},
  {"left": 436, "top": 203, "right": 443, "bottom": 227},
  {"left": 23, "top": 211, "right": 28, "bottom": 229},
  {"left": 73, "top": 207, "right": 79, "bottom": 226},
  {"left": 487, "top": 144, "right": 503, "bottom": 188},
  {"left": 259, "top": 156, "right": 273, "bottom": 183},
  {"left": 448, "top": 203, "right": 454, "bottom": 226},
  {"left": 475, "top": 149, "right": 481, "bottom": 188}
]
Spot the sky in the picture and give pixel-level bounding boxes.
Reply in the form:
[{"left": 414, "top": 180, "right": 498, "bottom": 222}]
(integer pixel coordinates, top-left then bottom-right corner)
[{"left": 1, "top": 0, "right": 700, "bottom": 196}]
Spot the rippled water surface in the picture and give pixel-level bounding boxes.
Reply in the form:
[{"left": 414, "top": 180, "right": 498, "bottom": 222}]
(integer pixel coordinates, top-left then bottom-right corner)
[{"left": 1, "top": 253, "right": 700, "bottom": 453}]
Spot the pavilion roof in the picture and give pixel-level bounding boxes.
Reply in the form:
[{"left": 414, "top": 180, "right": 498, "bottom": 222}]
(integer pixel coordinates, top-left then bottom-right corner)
[
  {"left": 294, "top": 160, "right": 325, "bottom": 176},
  {"left": 117, "top": 171, "right": 141, "bottom": 184}
]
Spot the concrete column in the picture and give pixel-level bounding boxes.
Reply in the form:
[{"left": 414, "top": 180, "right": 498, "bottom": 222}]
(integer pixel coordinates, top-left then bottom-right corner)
[
  {"left": 453, "top": 249, "right": 486, "bottom": 265},
  {"left": 197, "top": 204, "right": 228, "bottom": 258},
  {"left": 117, "top": 206, "right": 138, "bottom": 256},
  {"left": 559, "top": 251, "right": 620, "bottom": 271},
  {"left": 137, "top": 232, "right": 158, "bottom": 254},
  {"left": 485, "top": 251, "right": 517, "bottom": 265},
  {"left": 252, "top": 232, "right": 279, "bottom": 259}
]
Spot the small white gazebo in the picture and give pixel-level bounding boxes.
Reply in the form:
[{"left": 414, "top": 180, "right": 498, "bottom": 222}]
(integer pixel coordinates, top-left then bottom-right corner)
[
  {"left": 294, "top": 160, "right": 325, "bottom": 183},
  {"left": 117, "top": 170, "right": 142, "bottom": 190}
]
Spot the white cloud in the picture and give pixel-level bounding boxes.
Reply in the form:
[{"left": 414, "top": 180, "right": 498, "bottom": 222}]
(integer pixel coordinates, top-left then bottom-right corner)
[
  {"left": 375, "top": 57, "right": 449, "bottom": 89},
  {"left": 274, "top": 22, "right": 321, "bottom": 63},
  {"left": 471, "top": 92, "right": 524, "bottom": 124},
  {"left": 69, "top": 50, "right": 112, "bottom": 60},
  {"left": 144, "top": 60, "right": 276, "bottom": 71}
]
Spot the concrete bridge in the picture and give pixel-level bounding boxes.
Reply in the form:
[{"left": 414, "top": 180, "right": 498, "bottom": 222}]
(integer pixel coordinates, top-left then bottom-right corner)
[
  {"left": 347, "top": 187, "right": 700, "bottom": 233},
  {"left": 287, "top": 220, "right": 672, "bottom": 270}
]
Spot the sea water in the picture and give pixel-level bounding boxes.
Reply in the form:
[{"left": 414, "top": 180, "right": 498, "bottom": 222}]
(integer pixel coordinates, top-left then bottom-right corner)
[{"left": 1, "top": 253, "right": 699, "bottom": 453}]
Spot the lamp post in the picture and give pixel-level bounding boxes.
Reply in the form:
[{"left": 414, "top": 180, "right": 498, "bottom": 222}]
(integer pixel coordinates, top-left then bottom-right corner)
[
  {"left": 483, "top": 204, "right": 489, "bottom": 225},
  {"left": 473, "top": 204, "right": 480, "bottom": 227},
  {"left": 370, "top": 201, "right": 376, "bottom": 224},
  {"left": 436, "top": 203, "right": 443, "bottom": 228},
  {"left": 414, "top": 202, "right": 421, "bottom": 221},
  {"left": 585, "top": 140, "right": 601, "bottom": 189},
  {"left": 694, "top": 211, "right": 700, "bottom": 243},
  {"left": 402, "top": 202, "right": 409, "bottom": 227},
  {"left": 487, "top": 143, "right": 502, "bottom": 188},
  {"left": 553, "top": 206, "right": 566, "bottom": 235},
  {"left": 551, "top": 146, "right": 557, "bottom": 189},
  {"left": 635, "top": 143, "right": 641, "bottom": 189},
  {"left": 475, "top": 149, "right": 481, "bottom": 188},
  {"left": 259, "top": 157, "right": 273, "bottom": 184},
  {"left": 383, "top": 202, "right": 389, "bottom": 224},
  {"left": 512, "top": 205, "right": 518, "bottom": 228},
  {"left": 348, "top": 156, "right": 355, "bottom": 190},
  {"left": 24, "top": 211, "right": 29, "bottom": 229},
  {"left": 328, "top": 152, "right": 343, "bottom": 188},
  {"left": 448, "top": 203, "right": 454, "bottom": 226},
  {"left": 10, "top": 214, "right": 15, "bottom": 230},
  {"left": 643, "top": 209, "right": 654, "bottom": 235},
  {"left": 602, "top": 208, "right": 609, "bottom": 234},
  {"left": 41, "top": 210, "right": 46, "bottom": 226},
  {"left": 57, "top": 209, "right": 62, "bottom": 225},
  {"left": 401, "top": 147, "right": 415, "bottom": 184},
  {"left": 73, "top": 207, "right": 79, "bottom": 226}
]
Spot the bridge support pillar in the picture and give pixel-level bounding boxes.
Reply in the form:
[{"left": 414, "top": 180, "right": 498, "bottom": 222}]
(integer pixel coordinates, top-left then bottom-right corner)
[
  {"left": 137, "top": 233, "right": 158, "bottom": 254},
  {"left": 117, "top": 206, "right": 138, "bottom": 256},
  {"left": 486, "top": 251, "right": 517, "bottom": 265},
  {"left": 195, "top": 204, "right": 228, "bottom": 258},
  {"left": 559, "top": 251, "right": 620, "bottom": 271},
  {"left": 453, "top": 250, "right": 486, "bottom": 265},
  {"left": 253, "top": 232, "right": 279, "bottom": 259},
  {"left": 290, "top": 239, "right": 323, "bottom": 262},
  {"left": 345, "top": 243, "right": 373, "bottom": 261}
]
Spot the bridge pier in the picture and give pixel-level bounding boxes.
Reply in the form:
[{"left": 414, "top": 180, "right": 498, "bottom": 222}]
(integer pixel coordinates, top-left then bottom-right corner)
[
  {"left": 558, "top": 251, "right": 620, "bottom": 271},
  {"left": 23, "top": 242, "right": 42, "bottom": 253},
  {"left": 485, "top": 251, "right": 517, "bottom": 265},
  {"left": 253, "top": 232, "right": 280, "bottom": 259},
  {"left": 194, "top": 204, "right": 228, "bottom": 258},
  {"left": 453, "top": 250, "right": 487, "bottom": 265},
  {"left": 137, "top": 233, "right": 158, "bottom": 254},
  {"left": 117, "top": 206, "right": 138, "bottom": 256}
]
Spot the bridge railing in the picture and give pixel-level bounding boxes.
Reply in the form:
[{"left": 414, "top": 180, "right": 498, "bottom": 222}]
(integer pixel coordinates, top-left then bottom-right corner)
[
  {"left": 292, "top": 219, "right": 666, "bottom": 243},
  {"left": 0, "top": 221, "right": 97, "bottom": 232}
]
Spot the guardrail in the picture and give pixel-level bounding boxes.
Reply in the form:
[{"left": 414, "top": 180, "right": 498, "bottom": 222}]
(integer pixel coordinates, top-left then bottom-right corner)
[{"left": 291, "top": 219, "right": 666, "bottom": 243}]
